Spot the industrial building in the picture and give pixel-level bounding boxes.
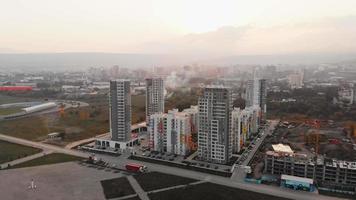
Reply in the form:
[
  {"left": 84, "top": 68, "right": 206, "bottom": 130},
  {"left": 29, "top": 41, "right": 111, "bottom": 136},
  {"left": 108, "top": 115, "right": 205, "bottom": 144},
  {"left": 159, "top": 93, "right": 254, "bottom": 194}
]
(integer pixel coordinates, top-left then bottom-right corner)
[
  {"left": 145, "top": 78, "right": 164, "bottom": 122},
  {"left": 280, "top": 175, "right": 315, "bottom": 192},
  {"left": 198, "top": 85, "right": 233, "bottom": 164},
  {"left": 264, "top": 144, "right": 356, "bottom": 190},
  {"left": 149, "top": 109, "right": 192, "bottom": 155},
  {"left": 0, "top": 86, "right": 33, "bottom": 91},
  {"left": 22, "top": 102, "right": 57, "bottom": 113}
]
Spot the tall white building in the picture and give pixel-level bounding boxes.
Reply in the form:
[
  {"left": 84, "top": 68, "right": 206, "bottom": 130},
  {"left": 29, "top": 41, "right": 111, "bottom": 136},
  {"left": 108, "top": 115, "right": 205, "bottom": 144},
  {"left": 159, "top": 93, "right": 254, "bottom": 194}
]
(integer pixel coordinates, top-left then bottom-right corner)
[
  {"left": 198, "top": 85, "right": 233, "bottom": 164},
  {"left": 245, "top": 78, "right": 267, "bottom": 121},
  {"left": 149, "top": 109, "right": 192, "bottom": 155},
  {"left": 146, "top": 78, "right": 164, "bottom": 122},
  {"left": 232, "top": 106, "right": 261, "bottom": 153},
  {"left": 109, "top": 79, "right": 131, "bottom": 142}
]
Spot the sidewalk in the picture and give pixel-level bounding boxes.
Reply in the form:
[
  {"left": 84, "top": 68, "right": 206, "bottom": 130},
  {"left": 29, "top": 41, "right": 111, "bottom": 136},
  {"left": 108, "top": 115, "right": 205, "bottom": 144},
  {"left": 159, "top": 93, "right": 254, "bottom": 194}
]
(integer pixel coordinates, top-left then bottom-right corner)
[{"left": 1, "top": 150, "right": 53, "bottom": 169}]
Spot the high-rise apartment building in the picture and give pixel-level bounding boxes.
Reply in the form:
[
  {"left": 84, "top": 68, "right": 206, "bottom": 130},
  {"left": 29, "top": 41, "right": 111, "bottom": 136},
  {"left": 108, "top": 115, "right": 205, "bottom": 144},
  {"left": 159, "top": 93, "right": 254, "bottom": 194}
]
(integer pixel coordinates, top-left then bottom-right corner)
[
  {"left": 198, "top": 85, "right": 233, "bottom": 164},
  {"left": 146, "top": 78, "right": 164, "bottom": 122},
  {"left": 245, "top": 78, "right": 267, "bottom": 121},
  {"left": 110, "top": 79, "right": 131, "bottom": 142}
]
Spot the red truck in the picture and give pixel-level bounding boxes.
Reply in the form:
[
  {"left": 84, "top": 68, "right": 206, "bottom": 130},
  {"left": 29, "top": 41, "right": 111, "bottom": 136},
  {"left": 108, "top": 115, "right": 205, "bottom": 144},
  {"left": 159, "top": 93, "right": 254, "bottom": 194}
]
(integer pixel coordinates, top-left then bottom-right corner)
[{"left": 125, "top": 163, "right": 147, "bottom": 172}]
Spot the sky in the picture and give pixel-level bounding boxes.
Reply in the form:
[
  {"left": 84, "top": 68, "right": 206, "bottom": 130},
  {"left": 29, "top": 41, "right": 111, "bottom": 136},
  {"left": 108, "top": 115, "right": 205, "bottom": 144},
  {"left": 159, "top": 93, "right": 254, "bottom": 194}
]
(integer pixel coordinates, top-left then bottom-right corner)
[{"left": 1, "top": 0, "right": 356, "bottom": 56}]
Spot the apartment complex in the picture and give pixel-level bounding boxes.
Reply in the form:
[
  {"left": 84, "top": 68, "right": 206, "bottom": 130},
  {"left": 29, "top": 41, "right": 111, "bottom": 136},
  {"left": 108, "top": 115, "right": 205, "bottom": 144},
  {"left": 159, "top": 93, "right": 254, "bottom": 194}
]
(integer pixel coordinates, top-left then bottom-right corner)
[
  {"left": 182, "top": 105, "right": 199, "bottom": 133},
  {"left": 231, "top": 105, "right": 261, "bottom": 153},
  {"left": 146, "top": 78, "right": 164, "bottom": 121},
  {"left": 198, "top": 85, "right": 233, "bottom": 164},
  {"left": 109, "top": 79, "right": 131, "bottom": 142},
  {"left": 149, "top": 109, "right": 193, "bottom": 155}
]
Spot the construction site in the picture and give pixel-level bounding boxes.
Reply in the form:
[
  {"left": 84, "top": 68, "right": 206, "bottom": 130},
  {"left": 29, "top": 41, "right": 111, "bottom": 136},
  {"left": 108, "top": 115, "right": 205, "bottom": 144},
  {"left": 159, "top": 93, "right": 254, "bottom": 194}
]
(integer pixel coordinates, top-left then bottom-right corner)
[
  {"left": 249, "top": 119, "right": 356, "bottom": 196},
  {"left": 262, "top": 120, "right": 356, "bottom": 162}
]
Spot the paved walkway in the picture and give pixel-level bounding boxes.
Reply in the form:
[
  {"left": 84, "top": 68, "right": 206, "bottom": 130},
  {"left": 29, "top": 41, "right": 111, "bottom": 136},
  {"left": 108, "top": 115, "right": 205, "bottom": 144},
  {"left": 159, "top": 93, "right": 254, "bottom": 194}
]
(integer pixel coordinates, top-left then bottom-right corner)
[
  {"left": 231, "top": 120, "right": 278, "bottom": 181},
  {"left": 186, "top": 151, "right": 198, "bottom": 161},
  {"left": 65, "top": 133, "right": 109, "bottom": 149},
  {"left": 0, "top": 134, "right": 89, "bottom": 158},
  {"left": 127, "top": 176, "right": 150, "bottom": 200},
  {"left": 110, "top": 194, "right": 138, "bottom": 200},
  {"left": 148, "top": 180, "right": 206, "bottom": 194},
  {"left": 0, "top": 150, "right": 53, "bottom": 169}
]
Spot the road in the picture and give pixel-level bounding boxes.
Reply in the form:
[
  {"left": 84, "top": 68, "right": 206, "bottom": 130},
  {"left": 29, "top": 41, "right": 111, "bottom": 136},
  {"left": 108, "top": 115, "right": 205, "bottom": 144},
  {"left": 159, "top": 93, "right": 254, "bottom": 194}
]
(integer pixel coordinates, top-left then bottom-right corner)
[
  {"left": 0, "top": 134, "right": 88, "bottom": 158},
  {"left": 0, "top": 129, "right": 342, "bottom": 200},
  {"left": 231, "top": 120, "right": 279, "bottom": 181},
  {"left": 94, "top": 153, "right": 340, "bottom": 200}
]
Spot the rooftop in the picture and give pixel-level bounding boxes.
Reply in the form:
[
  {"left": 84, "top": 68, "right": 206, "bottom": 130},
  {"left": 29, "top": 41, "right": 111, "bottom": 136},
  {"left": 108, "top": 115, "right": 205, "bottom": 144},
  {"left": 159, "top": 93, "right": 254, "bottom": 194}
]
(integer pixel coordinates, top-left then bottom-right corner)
[
  {"left": 272, "top": 144, "right": 294, "bottom": 154},
  {"left": 281, "top": 174, "right": 314, "bottom": 184}
]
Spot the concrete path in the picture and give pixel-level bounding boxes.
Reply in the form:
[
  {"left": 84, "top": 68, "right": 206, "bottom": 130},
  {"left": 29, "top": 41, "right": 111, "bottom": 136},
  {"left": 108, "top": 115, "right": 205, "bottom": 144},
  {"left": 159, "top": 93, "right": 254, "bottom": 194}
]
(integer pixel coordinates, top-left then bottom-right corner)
[
  {"left": 110, "top": 194, "right": 138, "bottom": 200},
  {"left": 127, "top": 176, "right": 150, "bottom": 200},
  {"left": 1, "top": 150, "right": 53, "bottom": 169},
  {"left": 186, "top": 151, "right": 198, "bottom": 161},
  {"left": 65, "top": 133, "right": 109, "bottom": 149},
  {"left": 148, "top": 180, "right": 206, "bottom": 194},
  {"left": 0, "top": 134, "right": 89, "bottom": 158}
]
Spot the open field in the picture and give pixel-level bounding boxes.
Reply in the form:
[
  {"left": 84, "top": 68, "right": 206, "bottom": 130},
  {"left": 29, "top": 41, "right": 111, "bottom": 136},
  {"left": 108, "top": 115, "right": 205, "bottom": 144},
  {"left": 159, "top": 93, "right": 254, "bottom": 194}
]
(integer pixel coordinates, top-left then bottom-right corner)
[
  {"left": 0, "top": 140, "right": 42, "bottom": 164},
  {"left": 0, "top": 162, "right": 119, "bottom": 200},
  {"left": 101, "top": 177, "right": 136, "bottom": 199},
  {"left": 0, "top": 94, "right": 38, "bottom": 105},
  {"left": 132, "top": 94, "right": 145, "bottom": 123},
  {"left": 0, "top": 94, "right": 147, "bottom": 145},
  {"left": 0, "top": 106, "right": 109, "bottom": 143},
  {"left": 9, "top": 153, "right": 83, "bottom": 169},
  {"left": 134, "top": 172, "right": 198, "bottom": 191},
  {"left": 149, "top": 182, "right": 290, "bottom": 200},
  {"left": 0, "top": 92, "right": 198, "bottom": 145},
  {"left": 0, "top": 115, "right": 59, "bottom": 141}
]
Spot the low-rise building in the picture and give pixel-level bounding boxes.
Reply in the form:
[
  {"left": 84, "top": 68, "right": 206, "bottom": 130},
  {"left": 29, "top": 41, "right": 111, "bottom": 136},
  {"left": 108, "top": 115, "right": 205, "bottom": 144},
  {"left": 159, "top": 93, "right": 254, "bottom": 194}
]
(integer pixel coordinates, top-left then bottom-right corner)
[
  {"left": 264, "top": 145, "right": 356, "bottom": 188},
  {"left": 149, "top": 109, "right": 192, "bottom": 155},
  {"left": 231, "top": 105, "right": 261, "bottom": 153}
]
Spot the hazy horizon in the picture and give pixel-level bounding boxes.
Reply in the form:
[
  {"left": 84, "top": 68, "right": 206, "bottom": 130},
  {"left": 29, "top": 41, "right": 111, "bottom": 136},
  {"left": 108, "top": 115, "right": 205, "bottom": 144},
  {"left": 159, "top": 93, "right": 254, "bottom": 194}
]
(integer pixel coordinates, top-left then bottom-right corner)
[{"left": 1, "top": 0, "right": 356, "bottom": 57}]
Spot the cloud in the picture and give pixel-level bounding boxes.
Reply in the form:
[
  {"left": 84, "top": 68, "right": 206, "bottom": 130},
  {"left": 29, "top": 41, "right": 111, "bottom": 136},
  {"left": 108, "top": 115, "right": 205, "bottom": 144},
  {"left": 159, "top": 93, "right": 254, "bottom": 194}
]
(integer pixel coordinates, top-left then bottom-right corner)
[{"left": 134, "top": 16, "right": 356, "bottom": 56}]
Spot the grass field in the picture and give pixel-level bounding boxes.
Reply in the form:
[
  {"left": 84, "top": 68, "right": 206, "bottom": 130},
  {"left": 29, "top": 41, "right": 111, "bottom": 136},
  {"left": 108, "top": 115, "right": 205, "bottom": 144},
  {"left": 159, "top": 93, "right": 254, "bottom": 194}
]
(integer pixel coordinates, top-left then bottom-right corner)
[
  {"left": 0, "top": 107, "right": 24, "bottom": 115},
  {"left": 0, "top": 115, "right": 56, "bottom": 141},
  {"left": 0, "top": 92, "right": 193, "bottom": 145},
  {"left": 134, "top": 172, "right": 198, "bottom": 192},
  {"left": 0, "top": 94, "right": 37, "bottom": 105},
  {"left": 9, "top": 153, "right": 83, "bottom": 169},
  {"left": 132, "top": 95, "right": 145, "bottom": 123},
  {"left": 101, "top": 177, "right": 136, "bottom": 199},
  {"left": 149, "top": 182, "right": 291, "bottom": 200},
  {"left": 0, "top": 94, "right": 146, "bottom": 144},
  {"left": 0, "top": 140, "right": 42, "bottom": 164}
]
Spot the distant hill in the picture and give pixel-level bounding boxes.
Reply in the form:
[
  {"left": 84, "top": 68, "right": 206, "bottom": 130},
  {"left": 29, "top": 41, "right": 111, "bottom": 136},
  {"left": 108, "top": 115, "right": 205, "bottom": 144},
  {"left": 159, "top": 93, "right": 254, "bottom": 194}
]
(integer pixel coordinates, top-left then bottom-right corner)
[
  {"left": 0, "top": 52, "right": 356, "bottom": 71},
  {"left": 0, "top": 53, "right": 185, "bottom": 71}
]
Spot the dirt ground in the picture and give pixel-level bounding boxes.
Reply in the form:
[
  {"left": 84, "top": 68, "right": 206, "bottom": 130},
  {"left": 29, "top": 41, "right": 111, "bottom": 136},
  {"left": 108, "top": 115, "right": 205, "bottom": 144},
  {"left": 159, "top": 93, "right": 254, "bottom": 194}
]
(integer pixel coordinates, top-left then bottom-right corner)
[{"left": 264, "top": 121, "right": 356, "bottom": 161}]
